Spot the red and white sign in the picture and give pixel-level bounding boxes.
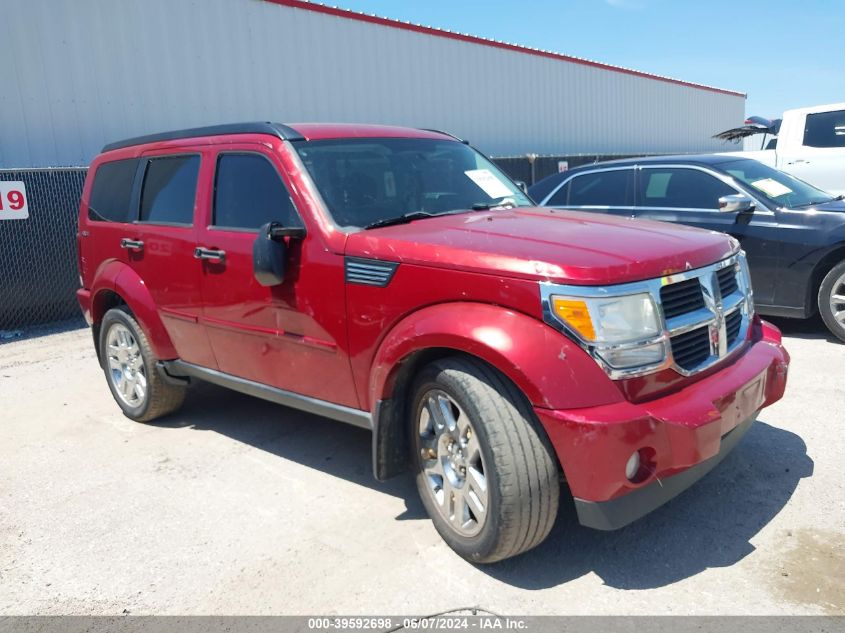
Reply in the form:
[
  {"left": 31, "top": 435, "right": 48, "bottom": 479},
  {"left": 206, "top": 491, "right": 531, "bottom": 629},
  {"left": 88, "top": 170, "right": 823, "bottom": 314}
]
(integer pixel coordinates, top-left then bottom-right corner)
[
  {"left": 557, "top": 161, "right": 569, "bottom": 173},
  {"left": 0, "top": 181, "right": 28, "bottom": 220}
]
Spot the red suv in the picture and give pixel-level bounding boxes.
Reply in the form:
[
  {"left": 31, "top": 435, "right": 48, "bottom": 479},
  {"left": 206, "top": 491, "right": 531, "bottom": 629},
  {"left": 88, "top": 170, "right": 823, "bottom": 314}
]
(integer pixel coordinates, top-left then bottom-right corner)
[{"left": 77, "top": 122, "right": 790, "bottom": 562}]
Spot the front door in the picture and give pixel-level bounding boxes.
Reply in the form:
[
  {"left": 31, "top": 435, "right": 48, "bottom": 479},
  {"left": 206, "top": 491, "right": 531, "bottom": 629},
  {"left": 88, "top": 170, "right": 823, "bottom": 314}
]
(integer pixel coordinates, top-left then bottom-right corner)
[
  {"left": 194, "top": 145, "right": 359, "bottom": 408},
  {"left": 633, "top": 166, "right": 781, "bottom": 307}
]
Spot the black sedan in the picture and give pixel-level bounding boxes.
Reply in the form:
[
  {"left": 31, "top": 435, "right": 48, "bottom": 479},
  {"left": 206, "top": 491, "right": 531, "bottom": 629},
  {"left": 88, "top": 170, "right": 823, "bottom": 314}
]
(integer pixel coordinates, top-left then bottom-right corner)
[{"left": 529, "top": 155, "right": 845, "bottom": 342}]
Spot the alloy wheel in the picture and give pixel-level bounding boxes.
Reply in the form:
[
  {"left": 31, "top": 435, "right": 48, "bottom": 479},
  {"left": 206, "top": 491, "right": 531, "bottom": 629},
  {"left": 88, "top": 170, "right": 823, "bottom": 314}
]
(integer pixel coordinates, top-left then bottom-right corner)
[
  {"left": 417, "top": 389, "right": 488, "bottom": 537},
  {"left": 106, "top": 323, "right": 147, "bottom": 408},
  {"left": 830, "top": 271, "right": 845, "bottom": 327}
]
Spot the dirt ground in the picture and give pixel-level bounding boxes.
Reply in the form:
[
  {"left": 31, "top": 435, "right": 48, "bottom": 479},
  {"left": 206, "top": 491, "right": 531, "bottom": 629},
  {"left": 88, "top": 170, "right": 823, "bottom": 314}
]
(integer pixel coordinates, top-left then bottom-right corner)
[{"left": 1, "top": 318, "right": 843, "bottom": 615}]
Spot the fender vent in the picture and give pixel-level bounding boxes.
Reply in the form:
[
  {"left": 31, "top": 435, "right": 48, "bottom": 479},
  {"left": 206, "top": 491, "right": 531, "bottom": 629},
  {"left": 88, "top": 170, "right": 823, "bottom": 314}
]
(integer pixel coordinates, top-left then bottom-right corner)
[{"left": 345, "top": 257, "right": 399, "bottom": 287}]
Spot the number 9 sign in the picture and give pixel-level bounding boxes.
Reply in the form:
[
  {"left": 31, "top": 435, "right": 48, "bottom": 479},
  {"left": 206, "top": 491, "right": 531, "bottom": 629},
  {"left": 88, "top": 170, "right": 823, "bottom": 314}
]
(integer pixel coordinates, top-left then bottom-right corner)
[{"left": 0, "top": 181, "right": 29, "bottom": 220}]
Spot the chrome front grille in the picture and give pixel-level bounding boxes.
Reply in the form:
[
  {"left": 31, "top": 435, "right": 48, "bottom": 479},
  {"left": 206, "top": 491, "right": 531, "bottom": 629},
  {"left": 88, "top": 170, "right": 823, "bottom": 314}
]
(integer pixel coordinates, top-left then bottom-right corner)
[
  {"left": 660, "top": 278, "right": 705, "bottom": 319},
  {"left": 669, "top": 324, "right": 711, "bottom": 371},
  {"left": 662, "top": 257, "right": 750, "bottom": 374},
  {"left": 725, "top": 309, "right": 743, "bottom": 346},
  {"left": 717, "top": 265, "right": 739, "bottom": 297},
  {"left": 540, "top": 251, "right": 754, "bottom": 379}
]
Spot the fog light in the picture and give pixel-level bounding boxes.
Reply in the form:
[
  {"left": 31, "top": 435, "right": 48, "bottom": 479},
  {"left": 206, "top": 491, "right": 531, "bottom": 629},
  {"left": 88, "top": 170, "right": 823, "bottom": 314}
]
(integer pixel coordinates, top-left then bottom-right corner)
[
  {"left": 598, "top": 341, "right": 665, "bottom": 370},
  {"left": 625, "top": 451, "right": 641, "bottom": 481}
]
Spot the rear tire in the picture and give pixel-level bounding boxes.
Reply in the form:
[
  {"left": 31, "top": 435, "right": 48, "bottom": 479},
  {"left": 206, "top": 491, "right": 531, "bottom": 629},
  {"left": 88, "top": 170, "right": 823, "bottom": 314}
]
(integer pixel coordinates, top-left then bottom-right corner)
[
  {"left": 99, "top": 307, "right": 186, "bottom": 422},
  {"left": 818, "top": 261, "right": 845, "bottom": 343},
  {"left": 410, "top": 356, "right": 559, "bottom": 563}
]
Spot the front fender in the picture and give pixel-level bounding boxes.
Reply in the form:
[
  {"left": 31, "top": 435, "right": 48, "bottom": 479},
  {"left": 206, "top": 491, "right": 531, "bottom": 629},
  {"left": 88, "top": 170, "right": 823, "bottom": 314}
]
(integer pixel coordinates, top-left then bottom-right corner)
[
  {"left": 90, "top": 262, "right": 177, "bottom": 359},
  {"left": 369, "top": 302, "right": 623, "bottom": 411}
]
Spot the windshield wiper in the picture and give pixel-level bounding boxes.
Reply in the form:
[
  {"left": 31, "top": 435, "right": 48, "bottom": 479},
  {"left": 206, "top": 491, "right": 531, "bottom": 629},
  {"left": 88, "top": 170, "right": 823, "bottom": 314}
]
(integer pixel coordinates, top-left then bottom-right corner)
[
  {"left": 365, "top": 200, "right": 519, "bottom": 229},
  {"left": 471, "top": 198, "right": 518, "bottom": 211},
  {"left": 791, "top": 194, "right": 844, "bottom": 209},
  {"left": 364, "top": 210, "right": 460, "bottom": 230}
]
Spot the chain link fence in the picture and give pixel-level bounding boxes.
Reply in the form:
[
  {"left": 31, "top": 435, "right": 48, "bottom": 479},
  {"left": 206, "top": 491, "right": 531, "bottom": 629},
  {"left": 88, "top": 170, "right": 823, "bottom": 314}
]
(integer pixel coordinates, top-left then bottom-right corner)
[
  {"left": 493, "top": 154, "right": 643, "bottom": 186},
  {"left": 0, "top": 168, "right": 87, "bottom": 333}
]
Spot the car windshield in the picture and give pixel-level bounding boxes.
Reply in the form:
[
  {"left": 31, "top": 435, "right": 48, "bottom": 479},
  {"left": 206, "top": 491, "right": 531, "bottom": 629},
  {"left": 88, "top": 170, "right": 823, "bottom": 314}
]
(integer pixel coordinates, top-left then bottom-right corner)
[
  {"left": 719, "top": 158, "right": 835, "bottom": 208},
  {"left": 293, "top": 137, "right": 532, "bottom": 229}
]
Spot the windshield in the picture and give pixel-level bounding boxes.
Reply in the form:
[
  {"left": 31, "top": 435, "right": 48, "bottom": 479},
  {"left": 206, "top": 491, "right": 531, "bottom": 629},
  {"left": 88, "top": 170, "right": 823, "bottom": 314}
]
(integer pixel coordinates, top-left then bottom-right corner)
[
  {"left": 719, "top": 158, "right": 835, "bottom": 208},
  {"left": 294, "top": 138, "right": 532, "bottom": 229}
]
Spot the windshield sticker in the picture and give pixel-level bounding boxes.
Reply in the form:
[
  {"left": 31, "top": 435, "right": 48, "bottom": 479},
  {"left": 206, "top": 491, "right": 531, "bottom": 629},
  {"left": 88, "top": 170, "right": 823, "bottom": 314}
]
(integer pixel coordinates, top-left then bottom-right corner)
[
  {"left": 384, "top": 171, "right": 396, "bottom": 198},
  {"left": 751, "top": 178, "right": 792, "bottom": 198},
  {"left": 465, "top": 169, "right": 513, "bottom": 199}
]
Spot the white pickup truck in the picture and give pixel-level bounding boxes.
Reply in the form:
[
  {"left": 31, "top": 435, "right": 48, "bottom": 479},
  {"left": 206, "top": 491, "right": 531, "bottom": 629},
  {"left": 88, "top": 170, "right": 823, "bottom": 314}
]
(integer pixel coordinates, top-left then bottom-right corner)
[{"left": 716, "top": 102, "right": 845, "bottom": 196}]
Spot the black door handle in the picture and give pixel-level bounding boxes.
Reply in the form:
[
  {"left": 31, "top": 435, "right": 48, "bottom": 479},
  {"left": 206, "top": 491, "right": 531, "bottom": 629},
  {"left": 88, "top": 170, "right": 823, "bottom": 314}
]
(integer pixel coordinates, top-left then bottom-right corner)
[
  {"left": 194, "top": 247, "right": 226, "bottom": 262},
  {"left": 120, "top": 238, "right": 144, "bottom": 251}
]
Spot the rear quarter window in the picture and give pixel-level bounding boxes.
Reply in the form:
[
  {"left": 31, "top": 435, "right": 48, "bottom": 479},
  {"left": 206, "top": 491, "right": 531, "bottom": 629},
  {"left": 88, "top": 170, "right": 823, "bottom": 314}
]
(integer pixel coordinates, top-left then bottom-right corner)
[
  {"left": 88, "top": 158, "right": 139, "bottom": 222},
  {"left": 803, "top": 110, "right": 845, "bottom": 148},
  {"left": 551, "top": 169, "right": 633, "bottom": 207}
]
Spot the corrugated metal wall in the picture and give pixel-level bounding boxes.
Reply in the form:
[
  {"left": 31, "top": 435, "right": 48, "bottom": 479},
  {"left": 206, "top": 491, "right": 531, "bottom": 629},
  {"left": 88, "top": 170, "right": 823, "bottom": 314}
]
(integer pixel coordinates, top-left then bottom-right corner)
[{"left": 1, "top": 0, "right": 745, "bottom": 168}]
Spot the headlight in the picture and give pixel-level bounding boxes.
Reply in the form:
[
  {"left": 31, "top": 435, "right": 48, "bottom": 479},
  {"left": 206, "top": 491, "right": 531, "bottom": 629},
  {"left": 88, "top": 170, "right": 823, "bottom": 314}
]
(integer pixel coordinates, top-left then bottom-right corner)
[
  {"left": 738, "top": 251, "right": 755, "bottom": 314},
  {"left": 550, "top": 292, "right": 665, "bottom": 369}
]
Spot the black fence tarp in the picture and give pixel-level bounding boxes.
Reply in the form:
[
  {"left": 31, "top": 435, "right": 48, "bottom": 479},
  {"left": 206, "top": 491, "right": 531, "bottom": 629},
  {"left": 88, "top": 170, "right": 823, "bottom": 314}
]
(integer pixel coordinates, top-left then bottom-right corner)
[{"left": 0, "top": 169, "right": 87, "bottom": 330}]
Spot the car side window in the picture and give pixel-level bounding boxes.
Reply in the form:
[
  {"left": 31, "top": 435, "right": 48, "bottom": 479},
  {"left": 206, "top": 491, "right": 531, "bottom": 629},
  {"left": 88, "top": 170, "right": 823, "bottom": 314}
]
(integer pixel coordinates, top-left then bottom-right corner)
[
  {"left": 803, "top": 110, "right": 845, "bottom": 148},
  {"left": 213, "top": 153, "right": 302, "bottom": 230},
  {"left": 139, "top": 155, "right": 200, "bottom": 225},
  {"left": 637, "top": 168, "right": 736, "bottom": 210},
  {"left": 550, "top": 169, "right": 633, "bottom": 207},
  {"left": 88, "top": 158, "right": 139, "bottom": 222}
]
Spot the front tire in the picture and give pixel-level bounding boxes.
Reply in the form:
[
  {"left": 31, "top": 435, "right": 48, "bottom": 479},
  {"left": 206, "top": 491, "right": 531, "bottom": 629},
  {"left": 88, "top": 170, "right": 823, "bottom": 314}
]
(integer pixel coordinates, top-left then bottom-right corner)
[
  {"left": 819, "top": 261, "right": 845, "bottom": 343},
  {"left": 410, "top": 356, "right": 560, "bottom": 563},
  {"left": 99, "top": 307, "right": 186, "bottom": 422}
]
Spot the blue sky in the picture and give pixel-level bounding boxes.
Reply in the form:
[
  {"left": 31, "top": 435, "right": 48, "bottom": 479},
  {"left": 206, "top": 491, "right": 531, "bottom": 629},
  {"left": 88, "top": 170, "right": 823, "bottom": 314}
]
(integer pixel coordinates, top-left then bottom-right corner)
[{"left": 334, "top": 0, "right": 843, "bottom": 117}]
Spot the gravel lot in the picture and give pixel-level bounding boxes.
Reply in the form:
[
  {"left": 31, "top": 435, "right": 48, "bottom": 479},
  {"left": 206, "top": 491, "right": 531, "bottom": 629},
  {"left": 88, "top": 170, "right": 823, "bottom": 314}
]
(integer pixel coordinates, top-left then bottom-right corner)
[{"left": 1, "top": 319, "right": 843, "bottom": 615}]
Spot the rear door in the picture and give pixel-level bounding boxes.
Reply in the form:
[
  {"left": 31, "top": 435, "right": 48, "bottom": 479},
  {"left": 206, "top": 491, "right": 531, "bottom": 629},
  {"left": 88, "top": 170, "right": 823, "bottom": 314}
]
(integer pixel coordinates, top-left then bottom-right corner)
[
  {"left": 633, "top": 165, "right": 780, "bottom": 305},
  {"left": 194, "top": 144, "right": 359, "bottom": 407},
  {"left": 81, "top": 158, "right": 139, "bottom": 286},
  {"left": 126, "top": 150, "right": 217, "bottom": 367},
  {"left": 544, "top": 167, "right": 635, "bottom": 218}
]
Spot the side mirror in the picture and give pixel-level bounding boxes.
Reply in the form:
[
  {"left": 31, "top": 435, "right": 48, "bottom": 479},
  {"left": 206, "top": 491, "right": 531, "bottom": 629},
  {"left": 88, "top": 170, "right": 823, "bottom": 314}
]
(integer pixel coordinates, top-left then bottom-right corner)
[
  {"left": 718, "top": 194, "right": 756, "bottom": 214},
  {"left": 514, "top": 180, "right": 529, "bottom": 195},
  {"left": 252, "top": 222, "right": 306, "bottom": 287}
]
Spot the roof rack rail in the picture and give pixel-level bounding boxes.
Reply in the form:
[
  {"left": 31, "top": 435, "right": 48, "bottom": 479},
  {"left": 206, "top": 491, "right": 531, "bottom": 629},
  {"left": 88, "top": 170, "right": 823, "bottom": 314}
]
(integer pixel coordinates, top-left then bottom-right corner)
[{"left": 101, "top": 122, "right": 304, "bottom": 152}]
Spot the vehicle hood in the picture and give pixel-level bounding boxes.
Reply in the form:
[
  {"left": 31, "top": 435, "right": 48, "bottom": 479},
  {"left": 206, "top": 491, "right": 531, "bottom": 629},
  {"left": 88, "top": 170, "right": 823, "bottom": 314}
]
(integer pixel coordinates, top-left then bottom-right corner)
[
  {"left": 345, "top": 207, "right": 737, "bottom": 285},
  {"left": 808, "top": 199, "right": 845, "bottom": 213}
]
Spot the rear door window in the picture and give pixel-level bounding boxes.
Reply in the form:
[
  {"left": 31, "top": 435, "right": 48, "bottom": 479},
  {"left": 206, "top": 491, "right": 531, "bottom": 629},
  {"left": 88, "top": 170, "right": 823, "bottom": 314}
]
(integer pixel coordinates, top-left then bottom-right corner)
[
  {"left": 88, "top": 159, "right": 139, "bottom": 222},
  {"left": 637, "top": 167, "right": 736, "bottom": 209},
  {"left": 803, "top": 110, "right": 845, "bottom": 148},
  {"left": 550, "top": 169, "right": 633, "bottom": 207},
  {"left": 139, "top": 155, "right": 200, "bottom": 225},
  {"left": 213, "top": 153, "right": 302, "bottom": 230}
]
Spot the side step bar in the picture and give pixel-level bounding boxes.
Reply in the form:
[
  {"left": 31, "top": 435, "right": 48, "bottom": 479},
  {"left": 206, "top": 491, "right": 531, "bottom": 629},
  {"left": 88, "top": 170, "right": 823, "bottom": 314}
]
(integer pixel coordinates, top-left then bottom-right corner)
[{"left": 159, "top": 360, "right": 373, "bottom": 430}]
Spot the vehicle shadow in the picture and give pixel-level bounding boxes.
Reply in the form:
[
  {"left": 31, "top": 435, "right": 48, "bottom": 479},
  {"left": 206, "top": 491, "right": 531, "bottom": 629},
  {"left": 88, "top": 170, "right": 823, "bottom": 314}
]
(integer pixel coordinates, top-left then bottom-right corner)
[
  {"left": 152, "top": 381, "right": 813, "bottom": 590},
  {"left": 767, "top": 314, "right": 841, "bottom": 344},
  {"left": 150, "top": 382, "right": 427, "bottom": 520},
  {"left": 484, "top": 416, "right": 813, "bottom": 589}
]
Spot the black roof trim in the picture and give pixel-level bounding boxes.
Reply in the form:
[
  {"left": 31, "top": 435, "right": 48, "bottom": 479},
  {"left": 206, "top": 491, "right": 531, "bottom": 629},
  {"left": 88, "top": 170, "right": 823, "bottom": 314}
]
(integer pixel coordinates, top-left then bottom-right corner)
[
  {"left": 419, "top": 128, "right": 469, "bottom": 144},
  {"left": 101, "top": 122, "right": 304, "bottom": 152}
]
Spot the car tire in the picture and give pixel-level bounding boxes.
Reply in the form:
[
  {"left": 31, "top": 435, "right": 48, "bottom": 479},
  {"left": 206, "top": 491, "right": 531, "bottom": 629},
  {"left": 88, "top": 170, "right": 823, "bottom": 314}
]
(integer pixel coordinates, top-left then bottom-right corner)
[
  {"left": 818, "top": 261, "right": 845, "bottom": 343},
  {"left": 410, "top": 355, "right": 559, "bottom": 563},
  {"left": 99, "top": 306, "right": 187, "bottom": 422}
]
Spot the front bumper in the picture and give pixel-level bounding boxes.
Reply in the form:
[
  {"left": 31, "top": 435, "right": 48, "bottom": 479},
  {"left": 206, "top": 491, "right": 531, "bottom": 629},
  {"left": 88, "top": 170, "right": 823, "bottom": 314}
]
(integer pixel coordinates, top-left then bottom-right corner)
[{"left": 534, "top": 319, "right": 789, "bottom": 530}]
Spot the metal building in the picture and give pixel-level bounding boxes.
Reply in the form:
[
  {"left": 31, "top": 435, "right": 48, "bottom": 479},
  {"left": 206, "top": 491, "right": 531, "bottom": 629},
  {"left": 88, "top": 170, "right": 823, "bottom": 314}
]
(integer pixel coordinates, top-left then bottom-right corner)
[{"left": 1, "top": 0, "right": 745, "bottom": 168}]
